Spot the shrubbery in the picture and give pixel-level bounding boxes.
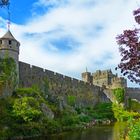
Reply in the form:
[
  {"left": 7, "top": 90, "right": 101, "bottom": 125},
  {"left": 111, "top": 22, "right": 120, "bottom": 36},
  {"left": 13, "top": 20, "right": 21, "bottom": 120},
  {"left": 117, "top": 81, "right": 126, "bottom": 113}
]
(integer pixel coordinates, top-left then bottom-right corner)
[
  {"left": 113, "top": 88, "right": 125, "bottom": 103},
  {"left": 12, "top": 97, "right": 42, "bottom": 122},
  {"left": 67, "top": 95, "right": 76, "bottom": 106},
  {"left": 112, "top": 103, "right": 140, "bottom": 122},
  {"left": 128, "top": 119, "right": 140, "bottom": 140}
]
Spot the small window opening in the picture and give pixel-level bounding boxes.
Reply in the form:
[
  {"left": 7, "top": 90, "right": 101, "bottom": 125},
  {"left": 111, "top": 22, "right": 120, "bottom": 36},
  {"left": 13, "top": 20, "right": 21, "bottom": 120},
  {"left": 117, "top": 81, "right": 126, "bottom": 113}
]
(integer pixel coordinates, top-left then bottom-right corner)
[
  {"left": 9, "top": 40, "right": 12, "bottom": 45},
  {"left": 0, "top": 40, "right": 2, "bottom": 44}
]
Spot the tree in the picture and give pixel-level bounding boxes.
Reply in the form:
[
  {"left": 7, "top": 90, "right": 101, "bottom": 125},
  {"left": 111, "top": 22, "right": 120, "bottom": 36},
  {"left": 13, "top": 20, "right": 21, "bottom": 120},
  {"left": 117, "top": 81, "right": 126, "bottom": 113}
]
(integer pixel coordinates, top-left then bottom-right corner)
[
  {"left": 116, "top": 8, "right": 140, "bottom": 84},
  {"left": 12, "top": 97, "right": 42, "bottom": 122}
]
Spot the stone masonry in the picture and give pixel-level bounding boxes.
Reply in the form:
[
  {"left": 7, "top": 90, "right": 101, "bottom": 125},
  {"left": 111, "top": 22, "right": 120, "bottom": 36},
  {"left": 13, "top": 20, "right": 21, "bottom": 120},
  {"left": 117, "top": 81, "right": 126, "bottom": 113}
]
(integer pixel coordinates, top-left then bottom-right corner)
[
  {"left": 82, "top": 69, "right": 127, "bottom": 89},
  {"left": 0, "top": 30, "right": 140, "bottom": 103}
]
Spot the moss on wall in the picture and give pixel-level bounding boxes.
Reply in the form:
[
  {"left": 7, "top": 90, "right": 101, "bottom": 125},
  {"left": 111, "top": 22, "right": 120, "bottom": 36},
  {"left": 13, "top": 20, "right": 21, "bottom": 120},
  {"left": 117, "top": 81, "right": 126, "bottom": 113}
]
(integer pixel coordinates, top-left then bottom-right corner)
[{"left": 0, "top": 57, "right": 17, "bottom": 97}]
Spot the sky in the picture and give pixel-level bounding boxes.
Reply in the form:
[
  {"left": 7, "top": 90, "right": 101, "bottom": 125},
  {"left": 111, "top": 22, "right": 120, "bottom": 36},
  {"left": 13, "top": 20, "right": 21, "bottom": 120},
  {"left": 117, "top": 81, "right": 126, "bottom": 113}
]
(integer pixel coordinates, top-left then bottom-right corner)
[{"left": 0, "top": 0, "right": 139, "bottom": 87}]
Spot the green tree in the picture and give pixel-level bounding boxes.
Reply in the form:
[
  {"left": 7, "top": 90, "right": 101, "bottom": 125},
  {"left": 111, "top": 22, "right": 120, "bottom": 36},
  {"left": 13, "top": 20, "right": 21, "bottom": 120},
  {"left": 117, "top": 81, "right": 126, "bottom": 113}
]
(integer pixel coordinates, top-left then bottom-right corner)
[
  {"left": 113, "top": 88, "right": 125, "bottom": 103},
  {"left": 12, "top": 97, "right": 42, "bottom": 122}
]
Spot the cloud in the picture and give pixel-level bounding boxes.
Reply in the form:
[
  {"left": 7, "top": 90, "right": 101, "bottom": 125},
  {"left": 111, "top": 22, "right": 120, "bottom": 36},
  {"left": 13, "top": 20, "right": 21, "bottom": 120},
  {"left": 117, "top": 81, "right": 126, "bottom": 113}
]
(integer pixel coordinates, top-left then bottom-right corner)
[{"left": 0, "top": 0, "right": 139, "bottom": 86}]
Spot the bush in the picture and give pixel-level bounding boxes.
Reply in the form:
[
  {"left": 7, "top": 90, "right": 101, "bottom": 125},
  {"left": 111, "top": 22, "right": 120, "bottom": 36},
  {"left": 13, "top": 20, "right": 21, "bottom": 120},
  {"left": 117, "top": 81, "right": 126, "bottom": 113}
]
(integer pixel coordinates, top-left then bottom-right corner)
[
  {"left": 14, "top": 88, "right": 41, "bottom": 97},
  {"left": 113, "top": 88, "right": 125, "bottom": 103},
  {"left": 67, "top": 95, "right": 76, "bottom": 106},
  {"left": 112, "top": 103, "right": 140, "bottom": 122},
  {"left": 61, "top": 115, "right": 80, "bottom": 126},
  {"left": 92, "top": 103, "right": 114, "bottom": 119},
  {"left": 128, "top": 119, "right": 140, "bottom": 140},
  {"left": 129, "top": 99, "right": 140, "bottom": 112},
  {"left": 43, "top": 119, "right": 62, "bottom": 134},
  {"left": 78, "top": 114, "right": 91, "bottom": 123},
  {"left": 12, "top": 97, "right": 42, "bottom": 122}
]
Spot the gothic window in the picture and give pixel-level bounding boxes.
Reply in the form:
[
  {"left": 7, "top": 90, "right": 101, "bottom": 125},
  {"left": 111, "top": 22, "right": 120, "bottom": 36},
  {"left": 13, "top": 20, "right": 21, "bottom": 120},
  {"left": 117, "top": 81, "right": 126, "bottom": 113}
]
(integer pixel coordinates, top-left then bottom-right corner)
[{"left": 0, "top": 40, "right": 2, "bottom": 44}]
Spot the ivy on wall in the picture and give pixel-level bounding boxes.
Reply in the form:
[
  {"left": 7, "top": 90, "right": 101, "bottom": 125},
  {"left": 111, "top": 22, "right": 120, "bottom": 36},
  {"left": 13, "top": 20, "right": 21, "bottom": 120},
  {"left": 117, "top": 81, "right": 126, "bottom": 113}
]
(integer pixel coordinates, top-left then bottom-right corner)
[
  {"left": 0, "top": 57, "right": 17, "bottom": 95},
  {"left": 113, "top": 88, "right": 125, "bottom": 103}
]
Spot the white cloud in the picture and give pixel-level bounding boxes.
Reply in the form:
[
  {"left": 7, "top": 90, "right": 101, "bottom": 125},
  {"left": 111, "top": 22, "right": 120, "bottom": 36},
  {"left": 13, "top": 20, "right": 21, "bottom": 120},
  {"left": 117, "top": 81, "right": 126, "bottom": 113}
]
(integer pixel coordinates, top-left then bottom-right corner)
[{"left": 0, "top": 0, "right": 139, "bottom": 86}]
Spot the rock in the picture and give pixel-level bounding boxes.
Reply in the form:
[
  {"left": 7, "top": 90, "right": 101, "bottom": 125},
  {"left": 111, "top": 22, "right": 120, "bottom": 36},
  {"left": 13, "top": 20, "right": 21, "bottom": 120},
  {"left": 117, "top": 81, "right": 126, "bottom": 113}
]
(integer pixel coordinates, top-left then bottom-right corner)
[
  {"left": 57, "top": 96, "right": 67, "bottom": 110},
  {"left": 41, "top": 103, "right": 54, "bottom": 119}
]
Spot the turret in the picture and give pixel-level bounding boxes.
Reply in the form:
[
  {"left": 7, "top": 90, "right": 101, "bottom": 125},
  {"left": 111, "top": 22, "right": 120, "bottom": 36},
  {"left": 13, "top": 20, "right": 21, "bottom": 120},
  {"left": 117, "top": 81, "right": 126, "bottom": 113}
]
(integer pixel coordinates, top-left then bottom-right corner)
[
  {"left": 0, "top": 30, "right": 20, "bottom": 66},
  {"left": 0, "top": 30, "right": 20, "bottom": 97},
  {"left": 82, "top": 72, "right": 92, "bottom": 83}
]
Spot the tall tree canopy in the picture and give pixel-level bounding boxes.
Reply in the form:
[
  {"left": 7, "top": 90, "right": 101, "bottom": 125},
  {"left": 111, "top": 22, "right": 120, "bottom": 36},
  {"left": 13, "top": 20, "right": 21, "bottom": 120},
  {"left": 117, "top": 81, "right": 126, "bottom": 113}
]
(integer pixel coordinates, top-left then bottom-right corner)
[{"left": 116, "top": 8, "right": 140, "bottom": 84}]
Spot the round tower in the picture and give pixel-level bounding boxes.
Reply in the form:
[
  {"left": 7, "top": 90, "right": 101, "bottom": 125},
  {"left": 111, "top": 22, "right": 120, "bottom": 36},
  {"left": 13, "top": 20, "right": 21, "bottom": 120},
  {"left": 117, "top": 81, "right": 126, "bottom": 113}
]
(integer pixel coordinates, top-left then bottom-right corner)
[
  {"left": 0, "top": 30, "right": 20, "bottom": 97},
  {"left": 0, "top": 30, "right": 20, "bottom": 67}
]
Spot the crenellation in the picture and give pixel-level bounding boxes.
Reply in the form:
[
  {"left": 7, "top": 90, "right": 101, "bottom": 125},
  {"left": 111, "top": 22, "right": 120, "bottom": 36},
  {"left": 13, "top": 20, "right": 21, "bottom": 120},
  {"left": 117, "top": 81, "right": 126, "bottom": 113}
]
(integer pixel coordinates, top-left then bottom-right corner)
[
  {"left": 45, "top": 69, "right": 54, "bottom": 77},
  {"left": 55, "top": 73, "right": 64, "bottom": 80},
  {"left": 82, "top": 69, "right": 127, "bottom": 89},
  {"left": 32, "top": 65, "right": 44, "bottom": 72},
  {"left": 1, "top": 30, "right": 140, "bottom": 104},
  {"left": 64, "top": 76, "right": 71, "bottom": 82}
]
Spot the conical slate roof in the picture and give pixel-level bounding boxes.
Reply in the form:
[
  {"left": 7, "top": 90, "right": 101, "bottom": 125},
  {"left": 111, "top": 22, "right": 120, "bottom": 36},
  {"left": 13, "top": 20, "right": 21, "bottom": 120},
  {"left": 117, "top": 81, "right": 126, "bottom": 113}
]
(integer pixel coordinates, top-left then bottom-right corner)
[{"left": 0, "top": 30, "right": 16, "bottom": 40}]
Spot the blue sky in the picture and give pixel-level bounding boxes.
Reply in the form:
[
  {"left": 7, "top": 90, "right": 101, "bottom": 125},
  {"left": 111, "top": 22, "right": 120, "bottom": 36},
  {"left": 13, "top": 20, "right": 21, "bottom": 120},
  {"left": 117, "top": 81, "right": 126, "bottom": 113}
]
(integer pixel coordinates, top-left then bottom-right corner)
[{"left": 0, "top": 0, "right": 139, "bottom": 87}]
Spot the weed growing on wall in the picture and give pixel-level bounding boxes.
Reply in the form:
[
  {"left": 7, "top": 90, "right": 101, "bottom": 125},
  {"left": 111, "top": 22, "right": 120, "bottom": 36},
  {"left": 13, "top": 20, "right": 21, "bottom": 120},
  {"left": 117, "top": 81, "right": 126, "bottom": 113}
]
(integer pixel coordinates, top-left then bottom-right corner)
[{"left": 67, "top": 95, "right": 76, "bottom": 106}]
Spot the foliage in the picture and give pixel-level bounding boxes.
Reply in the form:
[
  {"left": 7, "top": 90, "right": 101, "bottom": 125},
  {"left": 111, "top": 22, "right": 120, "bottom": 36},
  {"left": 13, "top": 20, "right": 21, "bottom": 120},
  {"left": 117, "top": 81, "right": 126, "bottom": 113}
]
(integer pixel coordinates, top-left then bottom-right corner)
[
  {"left": 43, "top": 119, "right": 62, "bottom": 134},
  {"left": 0, "top": 57, "right": 17, "bottom": 90},
  {"left": 113, "top": 88, "right": 125, "bottom": 103},
  {"left": 75, "top": 103, "right": 115, "bottom": 120},
  {"left": 12, "top": 97, "right": 42, "bottom": 122},
  {"left": 78, "top": 114, "right": 91, "bottom": 123},
  {"left": 0, "top": 94, "right": 117, "bottom": 138},
  {"left": 92, "top": 103, "right": 115, "bottom": 120},
  {"left": 128, "top": 99, "right": 140, "bottom": 112},
  {"left": 14, "top": 87, "right": 41, "bottom": 97},
  {"left": 112, "top": 103, "right": 140, "bottom": 122},
  {"left": 128, "top": 119, "right": 140, "bottom": 140},
  {"left": 116, "top": 8, "right": 140, "bottom": 84},
  {"left": 67, "top": 95, "right": 76, "bottom": 106},
  {"left": 61, "top": 115, "right": 80, "bottom": 126}
]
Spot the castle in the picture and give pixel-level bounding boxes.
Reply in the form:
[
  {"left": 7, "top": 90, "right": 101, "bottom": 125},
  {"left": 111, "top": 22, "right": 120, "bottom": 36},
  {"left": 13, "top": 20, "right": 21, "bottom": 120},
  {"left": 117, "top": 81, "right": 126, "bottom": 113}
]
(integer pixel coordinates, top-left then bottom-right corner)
[
  {"left": 82, "top": 69, "right": 127, "bottom": 89},
  {"left": 0, "top": 30, "right": 140, "bottom": 105}
]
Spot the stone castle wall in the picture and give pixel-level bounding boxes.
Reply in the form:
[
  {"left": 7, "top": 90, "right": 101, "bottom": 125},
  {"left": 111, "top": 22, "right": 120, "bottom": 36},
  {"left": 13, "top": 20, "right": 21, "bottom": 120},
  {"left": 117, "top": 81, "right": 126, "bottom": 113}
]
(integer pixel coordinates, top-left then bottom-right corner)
[
  {"left": 19, "top": 61, "right": 110, "bottom": 107},
  {"left": 126, "top": 88, "right": 140, "bottom": 101}
]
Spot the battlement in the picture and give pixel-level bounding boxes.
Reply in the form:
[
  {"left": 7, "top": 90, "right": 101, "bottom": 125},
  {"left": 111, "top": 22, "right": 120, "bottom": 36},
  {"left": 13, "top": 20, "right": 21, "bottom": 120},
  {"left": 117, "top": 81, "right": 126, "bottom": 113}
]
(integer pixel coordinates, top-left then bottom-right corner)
[
  {"left": 82, "top": 69, "right": 127, "bottom": 89},
  {"left": 1, "top": 30, "right": 140, "bottom": 104},
  {"left": 19, "top": 61, "right": 89, "bottom": 89},
  {"left": 93, "top": 69, "right": 112, "bottom": 77},
  {"left": 17, "top": 61, "right": 111, "bottom": 107}
]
